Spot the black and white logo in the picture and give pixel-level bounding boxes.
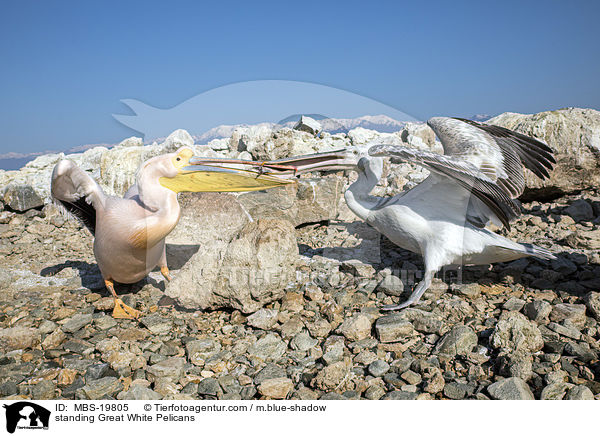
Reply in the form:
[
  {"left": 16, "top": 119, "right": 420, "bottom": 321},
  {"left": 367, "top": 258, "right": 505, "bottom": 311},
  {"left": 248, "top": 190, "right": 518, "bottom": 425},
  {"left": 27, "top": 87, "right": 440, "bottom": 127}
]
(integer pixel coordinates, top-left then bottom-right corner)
[{"left": 3, "top": 402, "right": 50, "bottom": 433}]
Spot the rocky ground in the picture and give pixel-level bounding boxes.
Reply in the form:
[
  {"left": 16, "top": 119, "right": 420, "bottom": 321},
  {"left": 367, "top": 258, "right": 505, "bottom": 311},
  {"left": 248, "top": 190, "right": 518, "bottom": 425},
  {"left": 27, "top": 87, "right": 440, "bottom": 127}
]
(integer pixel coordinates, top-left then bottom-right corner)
[
  {"left": 0, "top": 108, "right": 599, "bottom": 400},
  {"left": 0, "top": 186, "right": 599, "bottom": 400}
]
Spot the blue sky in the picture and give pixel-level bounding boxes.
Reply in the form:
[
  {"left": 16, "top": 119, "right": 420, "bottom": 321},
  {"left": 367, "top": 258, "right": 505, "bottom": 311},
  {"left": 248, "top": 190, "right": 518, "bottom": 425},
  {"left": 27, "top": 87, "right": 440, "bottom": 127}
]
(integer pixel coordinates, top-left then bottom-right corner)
[{"left": 0, "top": 0, "right": 598, "bottom": 157}]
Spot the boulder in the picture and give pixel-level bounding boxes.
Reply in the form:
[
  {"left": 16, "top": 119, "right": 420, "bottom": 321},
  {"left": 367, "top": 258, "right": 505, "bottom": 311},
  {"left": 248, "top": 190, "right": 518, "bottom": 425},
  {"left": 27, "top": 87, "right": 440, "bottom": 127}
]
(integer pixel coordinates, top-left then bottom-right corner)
[
  {"left": 166, "top": 193, "right": 250, "bottom": 268},
  {"left": 166, "top": 219, "right": 298, "bottom": 313},
  {"left": 237, "top": 175, "right": 346, "bottom": 226},
  {"left": 294, "top": 116, "right": 322, "bottom": 135},
  {"left": 3, "top": 184, "right": 43, "bottom": 211}
]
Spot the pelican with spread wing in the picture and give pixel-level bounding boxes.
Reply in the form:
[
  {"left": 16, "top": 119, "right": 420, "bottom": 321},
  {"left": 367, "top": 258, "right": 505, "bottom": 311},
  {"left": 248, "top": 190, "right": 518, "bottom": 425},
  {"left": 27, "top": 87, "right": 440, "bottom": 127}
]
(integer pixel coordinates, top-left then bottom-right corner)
[{"left": 352, "top": 117, "right": 557, "bottom": 310}]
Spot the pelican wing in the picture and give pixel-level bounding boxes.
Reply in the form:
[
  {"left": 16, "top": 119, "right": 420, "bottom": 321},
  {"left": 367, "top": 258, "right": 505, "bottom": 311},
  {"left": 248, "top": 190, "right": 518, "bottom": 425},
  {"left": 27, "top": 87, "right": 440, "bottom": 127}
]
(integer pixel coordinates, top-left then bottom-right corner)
[
  {"left": 51, "top": 160, "right": 106, "bottom": 235},
  {"left": 369, "top": 145, "right": 520, "bottom": 229},
  {"left": 159, "top": 165, "right": 295, "bottom": 193},
  {"left": 427, "top": 117, "right": 555, "bottom": 198}
]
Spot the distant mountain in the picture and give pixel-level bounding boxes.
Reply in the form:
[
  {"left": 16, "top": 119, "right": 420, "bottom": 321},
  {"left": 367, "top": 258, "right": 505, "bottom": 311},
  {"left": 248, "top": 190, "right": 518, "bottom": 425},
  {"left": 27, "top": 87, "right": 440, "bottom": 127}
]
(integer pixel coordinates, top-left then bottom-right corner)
[
  {"left": 191, "top": 114, "right": 409, "bottom": 143},
  {"left": 0, "top": 115, "right": 409, "bottom": 170},
  {"left": 470, "top": 114, "right": 492, "bottom": 122}
]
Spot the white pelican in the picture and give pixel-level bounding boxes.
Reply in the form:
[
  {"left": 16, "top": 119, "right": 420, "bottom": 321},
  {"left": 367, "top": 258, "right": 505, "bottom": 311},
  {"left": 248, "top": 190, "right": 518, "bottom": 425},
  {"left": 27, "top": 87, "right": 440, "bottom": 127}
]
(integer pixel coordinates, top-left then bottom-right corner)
[
  {"left": 51, "top": 147, "right": 300, "bottom": 318},
  {"left": 349, "top": 117, "right": 557, "bottom": 310}
]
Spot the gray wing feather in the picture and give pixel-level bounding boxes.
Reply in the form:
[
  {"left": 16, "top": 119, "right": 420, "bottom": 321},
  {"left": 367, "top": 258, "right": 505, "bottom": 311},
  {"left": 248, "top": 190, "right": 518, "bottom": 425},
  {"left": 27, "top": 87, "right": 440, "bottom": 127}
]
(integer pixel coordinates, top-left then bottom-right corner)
[
  {"left": 427, "top": 117, "right": 554, "bottom": 199},
  {"left": 369, "top": 145, "right": 520, "bottom": 229}
]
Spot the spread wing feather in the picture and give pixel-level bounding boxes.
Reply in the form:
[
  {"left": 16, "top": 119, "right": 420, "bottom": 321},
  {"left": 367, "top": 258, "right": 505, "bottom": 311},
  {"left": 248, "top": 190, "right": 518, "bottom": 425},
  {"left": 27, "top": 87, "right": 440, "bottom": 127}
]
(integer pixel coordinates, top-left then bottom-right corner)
[
  {"left": 370, "top": 117, "right": 555, "bottom": 229},
  {"left": 51, "top": 160, "right": 105, "bottom": 235}
]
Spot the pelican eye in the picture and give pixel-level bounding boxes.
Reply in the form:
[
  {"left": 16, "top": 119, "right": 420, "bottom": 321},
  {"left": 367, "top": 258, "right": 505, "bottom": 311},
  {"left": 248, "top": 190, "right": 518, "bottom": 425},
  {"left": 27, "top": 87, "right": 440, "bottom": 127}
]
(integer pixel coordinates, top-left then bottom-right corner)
[{"left": 176, "top": 157, "right": 181, "bottom": 161}]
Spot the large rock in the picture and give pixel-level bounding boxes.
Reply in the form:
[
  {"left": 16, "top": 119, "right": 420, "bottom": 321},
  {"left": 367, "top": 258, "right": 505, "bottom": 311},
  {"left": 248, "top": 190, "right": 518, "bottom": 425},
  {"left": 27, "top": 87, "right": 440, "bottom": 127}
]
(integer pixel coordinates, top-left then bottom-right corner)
[
  {"left": 2, "top": 184, "right": 43, "bottom": 211},
  {"left": 237, "top": 175, "right": 346, "bottom": 226},
  {"left": 166, "top": 219, "right": 298, "bottom": 313},
  {"left": 0, "top": 327, "right": 41, "bottom": 352},
  {"left": 294, "top": 116, "right": 322, "bottom": 135},
  {"left": 166, "top": 193, "right": 250, "bottom": 268},
  {"left": 487, "top": 377, "right": 534, "bottom": 400},
  {"left": 488, "top": 108, "right": 600, "bottom": 197}
]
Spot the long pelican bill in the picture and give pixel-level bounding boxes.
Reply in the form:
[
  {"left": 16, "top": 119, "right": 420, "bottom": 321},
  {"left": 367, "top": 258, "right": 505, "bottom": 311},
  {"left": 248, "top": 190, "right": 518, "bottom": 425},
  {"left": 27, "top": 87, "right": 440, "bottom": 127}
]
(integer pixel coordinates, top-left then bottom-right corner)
[
  {"left": 159, "top": 164, "right": 295, "bottom": 193},
  {"left": 189, "top": 149, "right": 357, "bottom": 179}
]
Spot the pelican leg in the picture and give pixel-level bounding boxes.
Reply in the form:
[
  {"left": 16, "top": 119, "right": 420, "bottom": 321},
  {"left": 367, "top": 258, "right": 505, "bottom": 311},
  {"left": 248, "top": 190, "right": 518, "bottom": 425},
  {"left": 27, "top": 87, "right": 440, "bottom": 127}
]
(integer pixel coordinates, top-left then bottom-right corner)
[
  {"left": 160, "top": 266, "right": 172, "bottom": 282},
  {"left": 382, "top": 270, "right": 435, "bottom": 311},
  {"left": 105, "top": 279, "right": 141, "bottom": 319}
]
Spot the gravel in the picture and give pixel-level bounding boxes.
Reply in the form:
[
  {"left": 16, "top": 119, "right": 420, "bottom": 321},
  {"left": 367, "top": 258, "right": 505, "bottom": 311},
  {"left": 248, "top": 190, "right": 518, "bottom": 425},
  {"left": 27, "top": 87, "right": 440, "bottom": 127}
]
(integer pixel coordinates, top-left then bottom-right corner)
[{"left": 0, "top": 184, "right": 599, "bottom": 401}]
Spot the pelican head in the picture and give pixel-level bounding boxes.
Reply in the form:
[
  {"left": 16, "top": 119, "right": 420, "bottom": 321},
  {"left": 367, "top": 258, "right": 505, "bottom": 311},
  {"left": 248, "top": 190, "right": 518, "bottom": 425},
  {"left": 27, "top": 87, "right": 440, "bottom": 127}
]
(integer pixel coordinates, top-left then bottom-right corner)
[
  {"left": 158, "top": 147, "right": 295, "bottom": 193},
  {"left": 356, "top": 156, "right": 383, "bottom": 181}
]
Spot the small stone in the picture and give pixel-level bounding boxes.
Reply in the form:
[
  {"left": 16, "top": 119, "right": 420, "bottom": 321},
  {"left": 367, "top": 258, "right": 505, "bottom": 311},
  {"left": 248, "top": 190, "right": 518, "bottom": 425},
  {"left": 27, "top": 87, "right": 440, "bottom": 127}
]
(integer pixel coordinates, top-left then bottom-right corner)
[
  {"left": 248, "top": 333, "right": 286, "bottom": 361},
  {"left": 197, "top": 378, "right": 222, "bottom": 397},
  {"left": 491, "top": 312, "right": 544, "bottom": 353},
  {"left": 422, "top": 367, "right": 445, "bottom": 394},
  {"left": 524, "top": 300, "right": 552, "bottom": 323},
  {"left": 38, "top": 320, "right": 58, "bottom": 334},
  {"left": 375, "top": 314, "right": 414, "bottom": 343},
  {"left": 364, "top": 385, "right": 386, "bottom": 400},
  {"left": 503, "top": 297, "right": 526, "bottom": 312},
  {"left": 79, "top": 377, "right": 123, "bottom": 400},
  {"left": 61, "top": 313, "right": 93, "bottom": 333},
  {"left": 444, "top": 382, "right": 467, "bottom": 400},
  {"left": 565, "top": 385, "right": 594, "bottom": 400},
  {"left": 280, "top": 292, "right": 304, "bottom": 312},
  {"left": 147, "top": 357, "right": 185, "bottom": 381},
  {"left": 94, "top": 315, "right": 118, "bottom": 330},
  {"left": 376, "top": 274, "right": 404, "bottom": 297},
  {"left": 254, "top": 364, "right": 287, "bottom": 385},
  {"left": 341, "top": 260, "right": 376, "bottom": 278},
  {"left": 488, "top": 377, "right": 534, "bottom": 400},
  {"left": 434, "top": 325, "right": 478, "bottom": 359},
  {"left": 186, "top": 339, "right": 221, "bottom": 366},
  {"left": 322, "top": 336, "right": 346, "bottom": 365},
  {"left": 42, "top": 329, "right": 67, "bottom": 349},
  {"left": 451, "top": 283, "right": 481, "bottom": 300},
  {"left": 85, "top": 363, "right": 110, "bottom": 381},
  {"left": 305, "top": 317, "right": 331, "bottom": 338},
  {"left": 368, "top": 360, "right": 390, "bottom": 377},
  {"left": 94, "top": 297, "right": 115, "bottom": 312},
  {"left": 121, "top": 384, "right": 162, "bottom": 400},
  {"left": 564, "top": 342, "right": 597, "bottom": 363},
  {"left": 247, "top": 309, "right": 279, "bottom": 330},
  {"left": 258, "top": 377, "right": 293, "bottom": 399},
  {"left": 291, "top": 331, "right": 318, "bottom": 352},
  {"left": 584, "top": 292, "right": 600, "bottom": 321},
  {"left": 506, "top": 352, "right": 534, "bottom": 381},
  {"left": 550, "top": 304, "right": 587, "bottom": 328},
  {"left": 279, "top": 317, "right": 305, "bottom": 338},
  {"left": 540, "top": 382, "right": 572, "bottom": 400},
  {"left": 401, "top": 370, "right": 422, "bottom": 385},
  {"left": 32, "top": 380, "right": 56, "bottom": 400},
  {"left": 0, "top": 381, "right": 18, "bottom": 397},
  {"left": 382, "top": 391, "right": 418, "bottom": 400},
  {"left": 563, "top": 199, "right": 594, "bottom": 222},
  {"left": 547, "top": 322, "right": 581, "bottom": 340},
  {"left": 339, "top": 314, "right": 372, "bottom": 342},
  {"left": 140, "top": 313, "right": 173, "bottom": 335},
  {"left": 312, "top": 359, "right": 351, "bottom": 391}
]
